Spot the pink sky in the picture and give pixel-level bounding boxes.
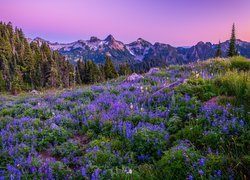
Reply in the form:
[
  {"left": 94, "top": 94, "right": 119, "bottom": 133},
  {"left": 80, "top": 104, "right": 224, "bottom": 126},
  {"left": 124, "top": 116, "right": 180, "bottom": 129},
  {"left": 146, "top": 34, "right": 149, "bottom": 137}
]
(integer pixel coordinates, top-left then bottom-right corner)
[{"left": 0, "top": 0, "right": 249, "bottom": 46}]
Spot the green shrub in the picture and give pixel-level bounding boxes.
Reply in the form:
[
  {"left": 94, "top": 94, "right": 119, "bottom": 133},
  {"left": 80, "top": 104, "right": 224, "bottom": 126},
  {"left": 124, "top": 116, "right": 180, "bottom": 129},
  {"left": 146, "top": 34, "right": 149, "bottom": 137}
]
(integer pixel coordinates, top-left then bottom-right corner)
[
  {"left": 171, "top": 94, "right": 201, "bottom": 120},
  {"left": 214, "top": 70, "right": 249, "bottom": 100},
  {"left": 202, "top": 58, "right": 230, "bottom": 75},
  {"left": 176, "top": 124, "right": 203, "bottom": 146},
  {"left": 166, "top": 115, "right": 183, "bottom": 134},
  {"left": 52, "top": 141, "right": 82, "bottom": 157},
  {"left": 132, "top": 128, "right": 167, "bottom": 162},
  {"left": 50, "top": 161, "right": 73, "bottom": 179},
  {"left": 37, "top": 128, "right": 71, "bottom": 151},
  {"left": 176, "top": 78, "right": 216, "bottom": 102},
  {"left": 230, "top": 56, "right": 250, "bottom": 71},
  {"left": 201, "top": 131, "right": 222, "bottom": 150},
  {"left": 157, "top": 142, "right": 202, "bottom": 179}
]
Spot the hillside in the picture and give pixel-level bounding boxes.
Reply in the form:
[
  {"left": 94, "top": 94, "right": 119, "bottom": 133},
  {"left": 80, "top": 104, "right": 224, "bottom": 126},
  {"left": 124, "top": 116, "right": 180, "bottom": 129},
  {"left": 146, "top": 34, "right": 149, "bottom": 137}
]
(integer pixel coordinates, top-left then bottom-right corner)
[{"left": 0, "top": 57, "right": 249, "bottom": 179}]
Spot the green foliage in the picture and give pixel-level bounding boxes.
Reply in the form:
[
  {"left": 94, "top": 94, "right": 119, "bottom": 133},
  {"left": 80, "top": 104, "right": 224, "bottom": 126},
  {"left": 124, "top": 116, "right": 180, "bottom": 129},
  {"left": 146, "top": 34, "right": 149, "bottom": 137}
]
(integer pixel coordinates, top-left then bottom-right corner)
[
  {"left": 228, "top": 24, "right": 238, "bottom": 57},
  {"left": 215, "top": 41, "right": 222, "bottom": 57},
  {"left": 214, "top": 70, "right": 249, "bottom": 99},
  {"left": 202, "top": 58, "right": 230, "bottom": 75},
  {"left": 110, "top": 167, "right": 141, "bottom": 180},
  {"left": 166, "top": 115, "right": 183, "bottom": 134},
  {"left": 119, "top": 63, "right": 132, "bottom": 76},
  {"left": 0, "top": 70, "right": 6, "bottom": 91},
  {"left": 37, "top": 128, "right": 71, "bottom": 151},
  {"left": 104, "top": 56, "right": 118, "bottom": 79},
  {"left": 157, "top": 143, "right": 202, "bottom": 179},
  {"left": 176, "top": 78, "right": 216, "bottom": 102},
  {"left": 230, "top": 56, "right": 250, "bottom": 71},
  {"left": 176, "top": 124, "right": 204, "bottom": 146},
  {"left": 52, "top": 141, "right": 82, "bottom": 157},
  {"left": 76, "top": 60, "right": 103, "bottom": 84},
  {"left": 0, "top": 22, "right": 74, "bottom": 93},
  {"left": 49, "top": 161, "right": 73, "bottom": 179},
  {"left": 132, "top": 129, "right": 167, "bottom": 162}
]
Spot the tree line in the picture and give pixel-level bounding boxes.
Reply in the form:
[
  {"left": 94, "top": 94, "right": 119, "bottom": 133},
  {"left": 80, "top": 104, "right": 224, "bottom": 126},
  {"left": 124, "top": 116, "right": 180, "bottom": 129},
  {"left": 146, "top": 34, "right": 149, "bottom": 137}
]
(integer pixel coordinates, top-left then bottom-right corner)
[
  {"left": 75, "top": 56, "right": 131, "bottom": 85},
  {"left": 0, "top": 22, "right": 132, "bottom": 94}
]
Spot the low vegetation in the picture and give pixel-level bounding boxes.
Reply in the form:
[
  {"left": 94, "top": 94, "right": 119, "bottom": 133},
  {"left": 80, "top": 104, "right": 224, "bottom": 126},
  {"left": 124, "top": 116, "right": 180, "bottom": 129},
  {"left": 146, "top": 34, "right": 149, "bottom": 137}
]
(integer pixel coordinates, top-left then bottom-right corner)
[{"left": 0, "top": 57, "right": 249, "bottom": 179}]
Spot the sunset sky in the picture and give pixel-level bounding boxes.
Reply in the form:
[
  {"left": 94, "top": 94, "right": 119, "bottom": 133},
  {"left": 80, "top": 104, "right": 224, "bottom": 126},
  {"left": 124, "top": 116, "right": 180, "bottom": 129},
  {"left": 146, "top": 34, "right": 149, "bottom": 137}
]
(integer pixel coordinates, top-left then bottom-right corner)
[{"left": 0, "top": 0, "right": 249, "bottom": 46}]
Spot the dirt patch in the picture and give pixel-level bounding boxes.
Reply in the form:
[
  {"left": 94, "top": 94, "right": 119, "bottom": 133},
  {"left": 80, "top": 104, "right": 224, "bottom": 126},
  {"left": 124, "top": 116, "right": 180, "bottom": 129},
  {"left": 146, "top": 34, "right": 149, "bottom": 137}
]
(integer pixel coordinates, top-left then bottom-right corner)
[
  {"left": 70, "top": 134, "right": 89, "bottom": 145},
  {"left": 204, "top": 97, "right": 219, "bottom": 107},
  {"left": 38, "top": 150, "right": 57, "bottom": 162}
]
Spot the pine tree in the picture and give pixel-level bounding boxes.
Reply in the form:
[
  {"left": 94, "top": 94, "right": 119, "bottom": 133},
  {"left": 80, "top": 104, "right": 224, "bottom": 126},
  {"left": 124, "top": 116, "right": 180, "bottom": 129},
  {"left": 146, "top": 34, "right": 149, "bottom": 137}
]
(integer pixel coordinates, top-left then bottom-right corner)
[
  {"left": 23, "top": 41, "right": 35, "bottom": 88},
  {"left": 119, "top": 63, "right": 132, "bottom": 76},
  {"left": 0, "top": 70, "right": 6, "bottom": 91},
  {"left": 215, "top": 41, "right": 222, "bottom": 57},
  {"left": 104, "top": 56, "right": 118, "bottom": 79},
  {"left": 11, "top": 67, "right": 22, "bottom": 95},
  {"left": 228, "top": 24, "right": 238, "bottom": 57},
  {"left": 0, "top": 55, "right": 11, "bottom": 90},
  {"left": 76, "top": 61, "right": 82, "bottom": 85},
  {"left": 0, "top": 22, "right": 80, "bottom": 92}
]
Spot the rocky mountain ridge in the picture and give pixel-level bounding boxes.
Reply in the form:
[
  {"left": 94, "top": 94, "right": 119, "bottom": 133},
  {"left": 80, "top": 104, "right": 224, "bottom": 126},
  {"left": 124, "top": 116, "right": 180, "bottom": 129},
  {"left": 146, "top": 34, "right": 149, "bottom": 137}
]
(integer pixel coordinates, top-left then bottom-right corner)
[{"left": 31, "top": 36, "right": 250, "bottom": 66}]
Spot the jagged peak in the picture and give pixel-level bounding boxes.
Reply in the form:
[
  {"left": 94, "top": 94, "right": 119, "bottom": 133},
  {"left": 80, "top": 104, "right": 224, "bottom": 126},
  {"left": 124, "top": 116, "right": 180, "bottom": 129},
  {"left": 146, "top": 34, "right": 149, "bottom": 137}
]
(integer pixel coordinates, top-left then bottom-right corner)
[
  {"left": 196, "top": 41, "right": 205, "bottom": 46},
  {"left": 89, "top": 36, "right": 101, "bottom": 42},
  {"left": 104, "top": 34, "right": 115, "bottom": 42},
  {"left": 137, "top": 38, "right": 146, "bottom": 42}
]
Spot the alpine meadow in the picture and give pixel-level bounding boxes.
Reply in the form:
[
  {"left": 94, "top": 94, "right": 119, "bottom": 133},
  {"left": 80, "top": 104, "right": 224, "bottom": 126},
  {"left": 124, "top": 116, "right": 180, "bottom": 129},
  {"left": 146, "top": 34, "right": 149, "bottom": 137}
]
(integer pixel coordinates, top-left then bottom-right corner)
[{"left": 0, "top": 0, "right": 250, "bottom": 179}]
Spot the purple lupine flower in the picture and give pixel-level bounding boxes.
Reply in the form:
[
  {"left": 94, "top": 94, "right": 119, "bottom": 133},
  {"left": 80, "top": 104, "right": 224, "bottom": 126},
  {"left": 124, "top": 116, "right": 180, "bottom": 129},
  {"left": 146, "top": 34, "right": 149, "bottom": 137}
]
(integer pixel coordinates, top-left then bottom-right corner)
[
  {"left": 198, "top": 170, "right": 204, "bottom": 176},
  {"left": 164, "top": 132, "right": 169, "bottom": 140},
  {"left": 232, "top": 118, "right": 237, "bottom": 128},
  {"left": 157, "top": 149, "right": 162, "bottom": 157},
  {"left": 91, "top": 168, "right": 101, "bottom": 180},
  {"left": 137, "top": 154, "right": 149, "bottom": 162},
  {"left": 81, "top": 167, "right": 86, "bottom": 176},
  {"left": 239, "top": 120, "right": 244, "bottom": 127},
  {"left": 188, "top": 175, "right": 193, "bottom": 180},
  {"left": 199, "top": 158, "right": 205, "bottom": 166},
  {"left": 222, "top": 126, "right": 229, "bottom": 134},
  {"left": 0, "top": 171, "right": 4, "bottom": 180},
  {"left": 216, "top": 170, "right": 222, "bottom": 177},
  {"left": 30, "top": 166, "right": 37, "bottom": 174}
]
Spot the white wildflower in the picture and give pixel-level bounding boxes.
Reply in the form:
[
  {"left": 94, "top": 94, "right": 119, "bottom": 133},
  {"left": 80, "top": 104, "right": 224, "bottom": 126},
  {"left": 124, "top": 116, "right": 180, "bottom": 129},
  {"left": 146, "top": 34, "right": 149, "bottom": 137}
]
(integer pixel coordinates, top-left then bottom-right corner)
[{"left": 130, "top": 103, "right": 133, "bottom": 110}]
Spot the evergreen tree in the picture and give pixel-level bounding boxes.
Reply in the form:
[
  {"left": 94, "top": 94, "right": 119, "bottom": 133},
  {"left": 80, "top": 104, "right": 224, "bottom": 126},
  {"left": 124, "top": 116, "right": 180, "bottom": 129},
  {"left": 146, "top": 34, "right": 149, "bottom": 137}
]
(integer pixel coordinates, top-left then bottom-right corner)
[
  {"left": 104, "top": 56, "right": 118, "bottom": 79},
  {"left": 119, "top": 63, "right": 132, "bottom": 76},
  {"left": 11, "top": 68, "right": 22, "bottom": 95},
  {"left": 0, "top": 70, "right": 5, "bottom": 91},
  {"left": 228, "top": 24, "right": 238, "bottom": 57},
  {"left": 215, "top": 41, "right": 222, "bottom": 57},
  {"left": 0, "top": 21, "right": 104, "bottom": 93},
  {"left": 76, "top": 61, "right": 82, "bottom": 85}
]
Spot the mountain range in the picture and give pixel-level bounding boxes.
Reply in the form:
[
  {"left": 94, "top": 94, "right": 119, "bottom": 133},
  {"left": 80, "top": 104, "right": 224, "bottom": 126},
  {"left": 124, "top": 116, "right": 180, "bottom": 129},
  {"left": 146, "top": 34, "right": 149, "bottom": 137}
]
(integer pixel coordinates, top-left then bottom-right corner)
[{"left": 30, "top": 35, "right": 250, "bottom": 66}]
